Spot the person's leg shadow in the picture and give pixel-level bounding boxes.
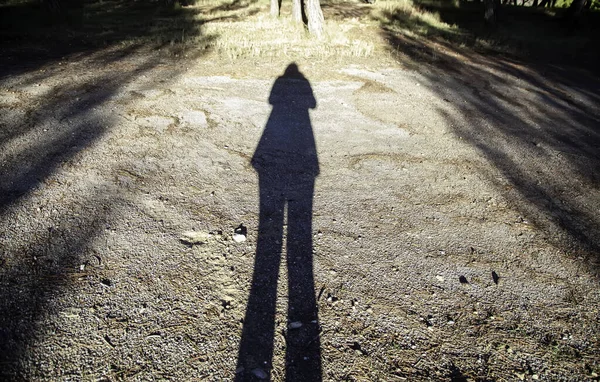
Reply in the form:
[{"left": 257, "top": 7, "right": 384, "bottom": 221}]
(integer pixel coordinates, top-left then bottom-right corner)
[{"left": 235, "top": 63, "right": 322, "bottom": 381}]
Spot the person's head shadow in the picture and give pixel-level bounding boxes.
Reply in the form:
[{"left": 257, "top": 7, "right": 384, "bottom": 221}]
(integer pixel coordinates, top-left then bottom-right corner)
[{"left": 236, "top": 63, "right": 322, "bottom": 381}]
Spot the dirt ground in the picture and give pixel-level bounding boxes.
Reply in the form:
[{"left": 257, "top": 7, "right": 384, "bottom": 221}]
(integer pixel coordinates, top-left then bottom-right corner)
[{"left": 1, "top": 34, "right": 600, "bottom": 381}]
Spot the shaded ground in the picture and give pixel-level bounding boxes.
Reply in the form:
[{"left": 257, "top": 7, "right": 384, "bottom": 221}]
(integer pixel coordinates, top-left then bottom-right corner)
[{"left": 1, "top": 1, "right": 600, "bottom": 381}]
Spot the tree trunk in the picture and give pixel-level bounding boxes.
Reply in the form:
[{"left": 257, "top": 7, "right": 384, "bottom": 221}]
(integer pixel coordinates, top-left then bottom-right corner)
[
  {"left": 305, "top": 0, "right": 324, "bottom": 38},
  {"left": 484, "top": 0, "right": 500, "bottom": 27},
  {"left": 565, "top": 0, "right": 588, "bottom": 22},
  {"left": 292, "top": 0, "right": 303, "bottom": 23},
  {"left": 270, "top": 0, "right": 280, "bottom": 17}
]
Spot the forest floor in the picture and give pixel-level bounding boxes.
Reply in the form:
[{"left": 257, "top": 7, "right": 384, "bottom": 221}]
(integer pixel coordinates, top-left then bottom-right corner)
[{"left": 1, "top": 0, "right": 600, "bottom": 381}]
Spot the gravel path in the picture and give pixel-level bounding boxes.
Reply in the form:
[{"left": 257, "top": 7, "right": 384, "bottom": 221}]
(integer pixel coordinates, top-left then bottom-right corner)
[{"left": 1, "top": 51, "right": 599, "bottom": 381}]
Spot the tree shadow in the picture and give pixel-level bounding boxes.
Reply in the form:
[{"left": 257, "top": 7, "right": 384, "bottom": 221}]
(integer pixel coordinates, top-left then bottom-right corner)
[
  {"left": 0, "top": 191, "right": 111, "bottom": 380},
  {"left": 320, "top": 1, "right": 373, "bottom": 21},
  {"left": 209, "top": 0, "right": 259, "bottom": 13},
  {"left": 0, "top": 0, "right": 218, "bottom": 80},
  {"left": 374, "top": 1, "right": 600, "bottom": 71},
  {"left": 235, "top": 63, "right": 322, "bottom": 381},
  {"left": 378, "top": 16, "right": 600, "bottom": 270},
  {"left": 0, "top": 56, "right": 188, "bottom": 378},
  {"left": 0, "top": 9, "right": 213, "bottom": 376}
]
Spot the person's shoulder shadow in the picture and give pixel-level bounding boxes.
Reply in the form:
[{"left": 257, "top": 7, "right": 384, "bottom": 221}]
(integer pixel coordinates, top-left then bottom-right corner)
[{"left": 251, "top": 63, "right": 319, "bottom": 179}]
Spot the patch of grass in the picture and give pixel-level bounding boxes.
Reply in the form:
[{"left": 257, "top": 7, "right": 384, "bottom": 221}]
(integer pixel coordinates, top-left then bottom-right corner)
[
  {"left": 0, "top": 0, "right": 378, "bottom": 63},
  {"left": 196, "top": 0, "right": 376, "bottom": 59},
  {"left": 204, "top": 13, "right": 375, "bottom": 59},
  {"left": 375, "top": 0, "right": 461, "bottom": 37}
]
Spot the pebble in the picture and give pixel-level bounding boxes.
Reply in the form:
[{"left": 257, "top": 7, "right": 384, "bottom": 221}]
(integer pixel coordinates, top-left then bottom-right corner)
[
  {"left": 252, "top": 368, "right": 268, "bottom": 379},
  {"left": 289, "top": 321, "right": 303, "bottom": 329},
  {"left": 233, "top": 233, "right": 246, "bottom": 243},
  {"left": 492, "top": 271, "right": 500, "bottom": 284},
  {"left": 180, "top": 231, "right": 210, "bottom": 245},
  {"left": 233, "top": 224, "right": 247, "bottom": 242}
]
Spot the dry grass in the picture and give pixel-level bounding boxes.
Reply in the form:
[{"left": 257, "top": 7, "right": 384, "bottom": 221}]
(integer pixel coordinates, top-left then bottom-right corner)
[
  {"left": 374, "top": 0, "right": 459, "bottom": 36},
  {"left": 208, "top": 15, "right": 375, "bottom": 59},
  {"left": 2, "top": 0, "right": 597, "bottom": 67},
  {"left": 193, "top": 0, "right": 376, "bottom": 59}
]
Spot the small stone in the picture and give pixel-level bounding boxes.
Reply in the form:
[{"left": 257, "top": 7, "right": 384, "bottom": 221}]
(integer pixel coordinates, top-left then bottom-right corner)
[
  {"left": 233, "top": 224, "right": 247, "bottom": 242},
  {"left": 233, "top": 233, "right": 246, "bottom": 243},
  {"left": 289, "top": 321, "right": 303, "bottom": 329},
  {"left": 180, "top": 231, "right": 211, "bottom": 245},
  {"left": 459, "top": 275, "right": 468, "bottom": 284},
  {"left": 252, "top": 368, "right": 268, "bottom": 379},
  {"left": 492, "top": 271, "right": 500, "bottom": 284},
  {"left": 61, "top": 307, "right": 81, "bottom": 319},
  {"left": 436, "top": 275, "right": 445, "bottom": 282}
]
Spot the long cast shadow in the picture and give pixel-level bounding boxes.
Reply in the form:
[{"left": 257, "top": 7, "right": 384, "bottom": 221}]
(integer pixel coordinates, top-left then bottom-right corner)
[
  {"left": 378, "top": 18, "right": 600, "bottom": 269},
  {"left": 0, "top": 24, "right": 212, "bottom": 377},
  {"left": 235, "top": 63, "right": 322, "bottom": 381}
]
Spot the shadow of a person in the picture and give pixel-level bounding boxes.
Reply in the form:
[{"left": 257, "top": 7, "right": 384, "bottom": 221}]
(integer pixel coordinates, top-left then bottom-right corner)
[{"left": 235, "top": 63, "right": 321, "bottom": 381}]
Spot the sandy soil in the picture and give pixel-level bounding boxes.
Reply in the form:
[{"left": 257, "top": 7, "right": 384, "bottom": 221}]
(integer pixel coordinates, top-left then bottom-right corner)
[{"left": 1, "top": 47, "right": 599, "bottom": 381}]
